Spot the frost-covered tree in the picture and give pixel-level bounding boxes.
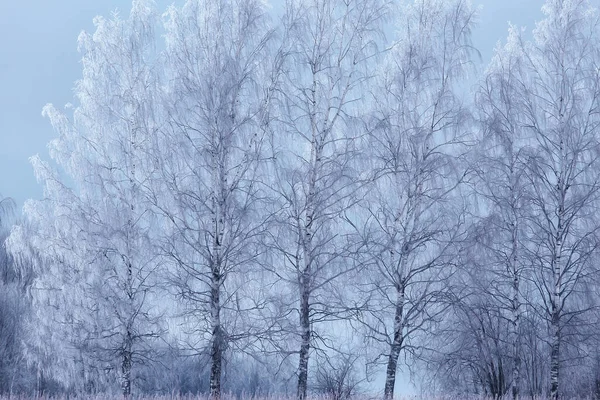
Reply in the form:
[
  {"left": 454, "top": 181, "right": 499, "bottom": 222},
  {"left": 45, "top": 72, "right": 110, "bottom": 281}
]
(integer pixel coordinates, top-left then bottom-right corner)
[
  {"left": 8, "top": 1, "right": 164, "bottom": 395},
  {"left": 263, "top": 1, "right": 386, "bottom": 398},
  {"left": 153, "top": 0, "right": 274, "bottom": 397},
  {"left": 464, "top": 1, "right": 600, "bottom": 398},
  {"left": 514, "top": 2, "right": 600, "bottom": 398},
  {"left": 357, "top": 0, "right": 476, "bottom": 398},
  {"left": 473, "top": 25, "right": 532, "bottom": 400}
]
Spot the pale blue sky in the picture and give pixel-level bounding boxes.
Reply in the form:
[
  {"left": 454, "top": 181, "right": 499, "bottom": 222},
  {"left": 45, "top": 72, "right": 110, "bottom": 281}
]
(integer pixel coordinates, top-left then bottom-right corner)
[{"left": 0, "top": 0, "right": 544, "bottom": 209}]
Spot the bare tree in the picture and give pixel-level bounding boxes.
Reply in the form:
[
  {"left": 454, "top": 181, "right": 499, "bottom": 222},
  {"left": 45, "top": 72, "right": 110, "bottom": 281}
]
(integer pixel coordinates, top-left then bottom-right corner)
[
  {"left": 356, "top": 1, "right": 476, "bottom": 398},
  {"left": 486, "top": 1, "right": 600, "bottom": 398},
  {"left": 434, "top": 293, "right": 511, "bottom": 399},
  {"left": 8, "top": 1, "right": 164, "bottom": 395},
  {"left": 154, "top": 0, "right": 274, "bottom": 397},
  {"left": 313, "top": 354, "right": 363, "bottom": 400},
  {"left": 473, "top": 25, "right": 532, "bottom": 400},
  {"left": 264, "top": 1, "right": 386, "bottom": 399}
]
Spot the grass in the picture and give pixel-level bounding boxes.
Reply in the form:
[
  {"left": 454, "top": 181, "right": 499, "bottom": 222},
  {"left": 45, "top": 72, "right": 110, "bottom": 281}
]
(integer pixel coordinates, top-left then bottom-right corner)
[{"left": 0, "top": 395, "right": 592, "bottom": 400}]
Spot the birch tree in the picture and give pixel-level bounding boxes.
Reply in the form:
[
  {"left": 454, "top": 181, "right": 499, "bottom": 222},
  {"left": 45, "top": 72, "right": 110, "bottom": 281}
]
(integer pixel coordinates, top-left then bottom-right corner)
[
  {"left": 155, "top": 0, "right": 274, "bottom": 397},
  {"left": 8, "top": 1, "right": 164, "bottom": 395},
  {"left": 473, "top": 26, "right": 531, "bottom": 400},
  {"left": 492, "top": 1, "right": 600, "bottom": 398},
  {"left": 265, "top": 1, "right": 386, "bottom": 398},
  {"left": 525, "top": 3, "right": 600, "bottom": 398},
  {"left": 359, "top": 1, "right": 476, "bottom": 398}
]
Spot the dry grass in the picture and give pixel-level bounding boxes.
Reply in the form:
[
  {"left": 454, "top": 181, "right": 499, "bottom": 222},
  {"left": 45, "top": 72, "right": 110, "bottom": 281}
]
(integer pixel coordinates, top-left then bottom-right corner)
[{"left": 0, "top": 395, "right": 590, "bottom": 400}]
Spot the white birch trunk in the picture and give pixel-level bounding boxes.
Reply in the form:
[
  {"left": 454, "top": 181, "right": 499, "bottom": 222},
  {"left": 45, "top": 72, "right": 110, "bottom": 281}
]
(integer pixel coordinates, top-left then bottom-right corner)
[
  {"left": 121, "top": 324, "right": 133, "bottom": 397},
  {"left": 510, "top": 201, "right": 521, "bottom": 400},
  {"left": 383, "top": 279, "right": 405, "bottom": 400},
  {"left": 549, "top": 247, "right": 561, "bottom": 400},
  {"left": 209, "top": 268, "right": 222, "bottom": 399},
  {"left": 549, "top": 186, "right": 564, "bottom": 400},
  {"left": 297, "top": 272, "right": 311, "bottom": 400},
  {"left": 209, "top": 159, "right": 226, "bottom": 399}
]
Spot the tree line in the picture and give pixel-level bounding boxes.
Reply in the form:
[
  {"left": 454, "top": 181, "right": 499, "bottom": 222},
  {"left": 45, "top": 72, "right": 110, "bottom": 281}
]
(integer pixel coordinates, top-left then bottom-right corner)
[{"left": 2, "top": 0, "right": 600, "bottom": 399}]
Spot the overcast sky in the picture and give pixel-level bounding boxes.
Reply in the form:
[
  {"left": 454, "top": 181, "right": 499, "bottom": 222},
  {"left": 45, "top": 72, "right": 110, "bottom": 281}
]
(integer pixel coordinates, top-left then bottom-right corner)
[{"left": 0, "top": 0, "right": 544, "bottom": 210}]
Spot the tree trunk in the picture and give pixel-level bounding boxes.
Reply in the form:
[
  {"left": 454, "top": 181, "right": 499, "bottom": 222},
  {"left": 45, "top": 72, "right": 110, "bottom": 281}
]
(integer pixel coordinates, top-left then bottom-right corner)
[
  {"left": 210, "top": 265, "right": 222, "bottom": 399},
  {"left": 550, "top": 206, "right": 563, "bottom": 400},
  {"left": 297, "top": 274, "right": 311, "bottom": 400},
  {"left": 383, "top": 281, "right": 405, "bottom": 400},
  {"left": 210, "top": 161, "right": 226, "bottom": 400},
  {"left": 122, "top": 258, "right": 134, "bottom": 397},
  {"left": 297, "top": 133, "right": 318, "bottom": 400},
  {"left": 511, "top": 275, "right": 521, "bottom": 400},
  {"left": 550, "top": 309, "right": 560, "bottom": 400},
  {"left": 121, "top": 331, "right": 133, "bottom": 397},
  {"left": 510, "top": 226, "right": 521, "bottom": 400}
]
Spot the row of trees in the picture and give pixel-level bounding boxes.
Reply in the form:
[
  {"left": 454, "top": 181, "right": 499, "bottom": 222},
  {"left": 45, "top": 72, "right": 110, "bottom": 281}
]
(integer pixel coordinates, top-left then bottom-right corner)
[{"left": 3, "top": 0, "right": 600, "bottom": 399}]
